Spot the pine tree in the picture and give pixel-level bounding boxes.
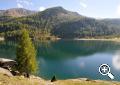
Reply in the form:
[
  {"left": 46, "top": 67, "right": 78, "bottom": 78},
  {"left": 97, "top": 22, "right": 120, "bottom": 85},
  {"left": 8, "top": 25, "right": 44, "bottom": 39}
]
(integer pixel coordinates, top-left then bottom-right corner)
[{"left": 16, "top": 28, "right": 37, "bottom": 75}]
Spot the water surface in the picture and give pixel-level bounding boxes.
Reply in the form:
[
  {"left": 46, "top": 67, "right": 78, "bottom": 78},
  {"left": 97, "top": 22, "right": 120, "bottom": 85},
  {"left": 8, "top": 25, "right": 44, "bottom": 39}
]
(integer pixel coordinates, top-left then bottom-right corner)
[{"left": 1, "top": 40, "right": 120, "bottom": 81}]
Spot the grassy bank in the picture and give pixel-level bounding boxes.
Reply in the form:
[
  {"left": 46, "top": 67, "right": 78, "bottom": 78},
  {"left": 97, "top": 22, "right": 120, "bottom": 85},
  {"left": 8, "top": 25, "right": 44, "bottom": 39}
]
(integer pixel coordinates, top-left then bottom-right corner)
[
  {"left": 0, "top": 73, "right": 45, "bottom": 85},
  {"left": 0, "top": 73, "right": 120, "bottom": 85}
]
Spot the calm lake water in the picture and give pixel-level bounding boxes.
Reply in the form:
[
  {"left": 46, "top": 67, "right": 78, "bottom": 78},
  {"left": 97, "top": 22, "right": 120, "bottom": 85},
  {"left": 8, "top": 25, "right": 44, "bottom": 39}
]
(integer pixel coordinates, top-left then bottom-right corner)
[{"left": 1, "top": 40, "right": 120, "bottom": 81}]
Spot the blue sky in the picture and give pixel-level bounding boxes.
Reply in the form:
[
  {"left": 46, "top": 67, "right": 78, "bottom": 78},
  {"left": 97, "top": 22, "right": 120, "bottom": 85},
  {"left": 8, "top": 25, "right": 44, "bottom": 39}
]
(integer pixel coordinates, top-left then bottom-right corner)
[{"left": 0, "top": 0, "right": 120, "bottom": 18}]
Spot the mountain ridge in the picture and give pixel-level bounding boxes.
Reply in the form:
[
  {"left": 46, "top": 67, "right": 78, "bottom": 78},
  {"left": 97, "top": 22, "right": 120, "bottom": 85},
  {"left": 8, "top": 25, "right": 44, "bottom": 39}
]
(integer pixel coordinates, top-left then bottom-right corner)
[
  {"left": 0, "top": 6, "right": 120, "bottom": 19},
  {"left": 0, "top": 8, "right": 36, "bottom": 17},
  {"left": 0, "top": 6, "right": 120, "bottom": 39}
]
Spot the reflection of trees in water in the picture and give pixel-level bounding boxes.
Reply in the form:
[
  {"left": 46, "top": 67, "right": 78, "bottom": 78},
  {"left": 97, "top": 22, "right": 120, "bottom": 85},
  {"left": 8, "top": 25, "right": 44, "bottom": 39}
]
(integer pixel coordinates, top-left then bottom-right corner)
[
  {"left": 0, "top": 41, "right": 16, "bottom": 59},
  {"left": 0, "top": 40, "right": 120, "bottom": 60},
  {"left": 37, "top": 40, "right": 120, "bottom": 59},
  {"left": 35, "top": 41, "right": 51, "bottom": 48}
]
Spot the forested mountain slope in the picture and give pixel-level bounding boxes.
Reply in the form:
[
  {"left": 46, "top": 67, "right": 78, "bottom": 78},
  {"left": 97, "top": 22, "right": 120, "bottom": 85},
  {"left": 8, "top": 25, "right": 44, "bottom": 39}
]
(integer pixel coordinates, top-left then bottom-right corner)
[{"left": 0, "top": 7, "right": 120, "bottom": 39}]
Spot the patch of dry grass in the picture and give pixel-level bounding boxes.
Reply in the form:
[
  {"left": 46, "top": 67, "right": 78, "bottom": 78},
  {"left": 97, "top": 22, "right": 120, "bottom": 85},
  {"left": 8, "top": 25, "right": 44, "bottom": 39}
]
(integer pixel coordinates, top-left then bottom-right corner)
[
  {"left": 0, "top": 73, "right": 120, "bottom": 85},
  {"left": 53, "top": 79, "right": 120, "bottom": 85},
  {"left": 0, "top": 74, "right": 45, "bottom": 85}
]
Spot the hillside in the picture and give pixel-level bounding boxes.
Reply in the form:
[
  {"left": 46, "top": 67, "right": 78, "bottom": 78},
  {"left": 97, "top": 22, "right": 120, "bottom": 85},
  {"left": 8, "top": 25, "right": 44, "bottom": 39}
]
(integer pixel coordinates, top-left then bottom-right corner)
[
  {"left": 0, "top": 8, "right": 36, "bottom": 17},
  {"left": 0, "top": 7, "right": 120, "bottom": 39},
  {"left": 102, "top": 19, "right": 120, "bottom": 29}
]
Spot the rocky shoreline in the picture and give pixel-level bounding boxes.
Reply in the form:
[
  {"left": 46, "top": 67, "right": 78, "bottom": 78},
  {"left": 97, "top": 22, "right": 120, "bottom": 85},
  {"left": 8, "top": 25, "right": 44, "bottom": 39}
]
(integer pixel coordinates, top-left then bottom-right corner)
[
  {"left": 0, "top": 68, "right": 120, "bottom": 85},
  {"left": 0, "top": 58, "right": 120, "bottom": 85},
  {"left": 0, "top": 72, "right": 120, "bottom": 85},
  {"left": 0, "top": 67, "right": 119, "bottom": 85}
]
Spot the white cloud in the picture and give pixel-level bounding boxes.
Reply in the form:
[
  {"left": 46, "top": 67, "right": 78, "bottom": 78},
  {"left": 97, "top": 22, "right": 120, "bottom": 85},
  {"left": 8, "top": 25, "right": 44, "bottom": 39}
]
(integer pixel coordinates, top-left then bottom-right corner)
[
  {"left": 39, "top": 7, "right": 46, "bottom": 11},
  {"left": 117, "top": 4, "right": 120, "bottom": 16},
  {"left": 16, "top": 0, "right": 33, "bottom": 8},
  {"left": 17, "top": 3, "right": 23, "bottom": 8},
  {"left": 80, "top": 2, "right": 87, "bottom": 8},
  {"left": 22, "top": 1, "right": 31, "bottom": 5},
  {"left": 77, "top": 0, "right": 86, "bottom": 1},
  {"left": 81, "top": 0, "right": 86, "bottom": 1},
  {"left": 112, "top": 52, "right": 120, "bottom": 70}
]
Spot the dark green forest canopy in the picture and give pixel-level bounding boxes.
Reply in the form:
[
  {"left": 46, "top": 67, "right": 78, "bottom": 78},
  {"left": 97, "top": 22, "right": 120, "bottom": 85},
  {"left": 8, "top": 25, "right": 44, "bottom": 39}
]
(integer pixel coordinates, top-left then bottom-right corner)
[{"left": 0, "top": 7, "right": 120, "bottom": 39}]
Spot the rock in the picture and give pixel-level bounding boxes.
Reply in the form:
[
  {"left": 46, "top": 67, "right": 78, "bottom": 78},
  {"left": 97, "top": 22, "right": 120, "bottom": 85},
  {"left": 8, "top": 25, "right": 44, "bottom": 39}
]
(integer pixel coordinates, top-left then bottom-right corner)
[
  {"left": 0, "top": 67, "right": 13, "bottom": 77},
  {"left": 79, "top": 78, "right": 90, "bottom": 81},
  {"left": 0, "top": 58, "right": 16, "bottom": 69},
  {"left": 22, "top": 72, "right": 30, "bottom": 78},
  {"left": 10, "top": 70, "right": 20, "bottom": 76},
  {"left": 30, "top": 75, "right": 40, "bottom": 80},
  {"left": 20, "top": 75, "right": 25, "bottom": 78}
]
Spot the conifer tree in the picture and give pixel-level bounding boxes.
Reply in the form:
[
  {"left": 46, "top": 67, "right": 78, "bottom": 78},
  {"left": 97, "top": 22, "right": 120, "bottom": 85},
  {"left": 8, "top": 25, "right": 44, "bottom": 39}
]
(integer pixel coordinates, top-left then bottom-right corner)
[{"left": 16, "top": 29, "right": 37, "bottom": 75}]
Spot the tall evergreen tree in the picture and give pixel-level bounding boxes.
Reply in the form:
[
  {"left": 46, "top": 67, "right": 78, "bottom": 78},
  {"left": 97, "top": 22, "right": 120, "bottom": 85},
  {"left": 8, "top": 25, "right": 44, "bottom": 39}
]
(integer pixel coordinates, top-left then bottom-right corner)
[{"left": 16, "top": 28, "right": 37, "bottom": 75}]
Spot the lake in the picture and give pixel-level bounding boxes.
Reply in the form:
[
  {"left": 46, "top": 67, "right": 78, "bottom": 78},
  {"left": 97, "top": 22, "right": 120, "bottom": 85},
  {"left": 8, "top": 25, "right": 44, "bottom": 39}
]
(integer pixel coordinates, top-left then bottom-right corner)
[{"left": 0, "top": 40, "right": 120, "bottom": 81}]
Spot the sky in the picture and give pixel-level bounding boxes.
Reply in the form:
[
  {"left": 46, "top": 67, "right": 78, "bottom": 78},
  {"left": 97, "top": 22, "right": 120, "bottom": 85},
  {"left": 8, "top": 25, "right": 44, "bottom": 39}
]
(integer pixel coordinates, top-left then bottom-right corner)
[{"left": 0, "top": 0, "right": 120, "bottom": 18}]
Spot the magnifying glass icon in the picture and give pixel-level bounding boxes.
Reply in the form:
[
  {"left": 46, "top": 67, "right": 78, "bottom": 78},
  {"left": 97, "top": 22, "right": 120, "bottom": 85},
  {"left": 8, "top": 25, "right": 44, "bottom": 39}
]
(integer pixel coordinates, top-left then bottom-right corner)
[{"left": 99, "top": 64, "right": 114, "bottom": 80}]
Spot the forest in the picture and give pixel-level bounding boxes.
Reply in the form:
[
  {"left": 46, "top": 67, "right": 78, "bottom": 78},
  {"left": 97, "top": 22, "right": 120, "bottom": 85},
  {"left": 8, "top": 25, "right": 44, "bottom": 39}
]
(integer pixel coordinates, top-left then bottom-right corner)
[{"left": 0, "top": 7, "right": 120, "bottom": 40}]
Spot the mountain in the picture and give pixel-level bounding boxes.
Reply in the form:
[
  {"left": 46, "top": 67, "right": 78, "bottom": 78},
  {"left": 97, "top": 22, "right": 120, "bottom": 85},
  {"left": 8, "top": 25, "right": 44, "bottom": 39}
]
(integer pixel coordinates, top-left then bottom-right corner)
[
  {"left": 0, "top": 6, "right": 120, "bottom": 39},
  {"left": 27, "top": 7, "right": 118, "bottom": 38},
  {"left": 0, "top": 8, "right": 36, "bottom": 17},
  {"left": 102, "top": 19, "right": 120, "bottom": 27}
]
